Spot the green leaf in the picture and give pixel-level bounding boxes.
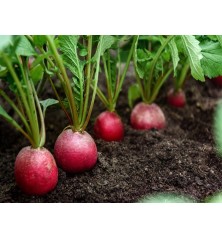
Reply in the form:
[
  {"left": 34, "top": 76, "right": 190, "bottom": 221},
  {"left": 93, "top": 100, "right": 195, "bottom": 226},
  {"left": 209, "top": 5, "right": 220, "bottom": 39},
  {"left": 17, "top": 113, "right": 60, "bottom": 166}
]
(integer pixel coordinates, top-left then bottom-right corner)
[
  {"left": 0, "top": 35, "right": 12, "bottom": 51},
  {"left": 33, "top": 35, "right": 47, "bottom": 47},
  {"left": 139, "top": 192, "right": 194, "bottom": 203},
  {"left": 92, "top": 35, "right": 116, "bottom": 61},
  {"left": 30, "top": 64, "right": 44, "bottom": 85},
  {"left": 180, "top": 35, "right": 204, "bottom": 81},
  {"left": 169, "top": 38, "right": 180, "bottom": 75},
  {"left": 40, "top": 98, "right": 59, "bottom": 117},
  {"left": 58, "top": 35, "right": 85, "bottom": 112},
  {"left": 0, "top": 65, "right": 8, "bottom": 77},
  {"left": 200, "top": 41, "right": 222, "bottom": 78},
  {"left": 205, "top": 192, "right": 222, "bottom": 203},
  {"left": 214, "top": 101, "right": 222, "bottom": 157},
  {"left": 58, "top": 35, "right": 84, "bottom": 80},
  {"left": 128, "top": 83, "right": 141, "bottom": 108},
  {"left": 16, "top": 36, "right": 36, "bottom": 56},
  {"left": 216, "top": 35, "right": 222, "bottom": 48}
]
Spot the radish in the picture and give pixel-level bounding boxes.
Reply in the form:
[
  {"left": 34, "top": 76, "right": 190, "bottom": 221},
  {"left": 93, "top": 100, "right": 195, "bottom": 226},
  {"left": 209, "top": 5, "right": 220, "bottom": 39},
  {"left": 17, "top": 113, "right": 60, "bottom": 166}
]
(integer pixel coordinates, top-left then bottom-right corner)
[
  {"left": 0, "top": 36, "right": 59, "bottom": 195},
  {"left": 54, "top": 129, "right": 97, "bottom": 173},
  {"left": 212, "top": 76, "right": 222, "bottom": 87},
  {"left": 15, "top": 146, "right": 58, "bottom": 195},
  {"left": 167, "top": 88, "right": 186, "bottom": 107},
  {"left": 94, "top": 111, "right": 124, "bottom": 141},
  {"left": 46, "top": 35, "right": 114, "bottom": 173},
  {"left": 94, "top": 36, "right": 137, "bottom": 141},
  {"left": 130, "top": 102, "right": 166, "bottom": 130}
]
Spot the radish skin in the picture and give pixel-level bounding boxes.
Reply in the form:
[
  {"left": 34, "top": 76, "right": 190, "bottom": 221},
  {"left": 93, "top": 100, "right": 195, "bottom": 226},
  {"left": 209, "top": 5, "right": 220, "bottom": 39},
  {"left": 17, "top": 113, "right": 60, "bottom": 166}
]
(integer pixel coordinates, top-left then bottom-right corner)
[
  {"left": 167, "top": 88, "right": 186, "bottom": 108},
  {"left": 212, "top": 76, "right": 222, "bottom": 87},
  {"left": 130, "top": 102, "right": 166, "bottom": 130},
  {"left": 54, "top": 129, "right": 97, "bottom": 173},
  {"left": 94, "top": 111, "right": 124, "bottom": 141},
  {"left": 15, "top": 146, "right": 58, "bottom": 195}
]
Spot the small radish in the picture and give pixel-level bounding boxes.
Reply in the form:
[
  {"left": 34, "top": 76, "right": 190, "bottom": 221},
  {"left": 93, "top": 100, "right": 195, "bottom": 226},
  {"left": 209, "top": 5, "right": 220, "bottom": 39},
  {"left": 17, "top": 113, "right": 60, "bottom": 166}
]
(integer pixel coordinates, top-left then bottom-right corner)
[
  {"left": 94, "top": 111, "right": 124, "bottom": 141},
  {"left": 212, "top": 76, "right": 222, "bottom": 87},
  {"left": 167, "top": 88, "right": 186, "bottom": 107},
  {"left": 130, "top": 102, "right": 166, "bottom": 130},
  {"left": 15, "top": 146, "right": 58, "bottom": 195},
  {"left": 54, "top": 129, "right": 97, "bottom": 173}
]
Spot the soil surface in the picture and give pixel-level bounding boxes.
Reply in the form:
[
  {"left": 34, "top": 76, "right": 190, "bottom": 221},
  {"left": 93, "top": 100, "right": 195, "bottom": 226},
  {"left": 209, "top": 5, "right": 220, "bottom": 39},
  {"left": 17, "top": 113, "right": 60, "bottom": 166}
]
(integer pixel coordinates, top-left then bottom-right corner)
[{"left": 1, "top": 67, "right": 222, "bottom": 203}]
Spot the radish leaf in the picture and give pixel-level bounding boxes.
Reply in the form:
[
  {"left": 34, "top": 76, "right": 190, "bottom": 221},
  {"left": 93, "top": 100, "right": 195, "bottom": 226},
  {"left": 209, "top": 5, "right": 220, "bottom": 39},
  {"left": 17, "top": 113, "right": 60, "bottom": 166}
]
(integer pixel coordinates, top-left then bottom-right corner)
[
  {"left": 16, "top": 36, "right": 36, "bottom": 56},
  {"left": 200, "top": 41, "right": 222, "bottom": 78},
  {"left": 128, "top": 83, "right": 141, "bottom": 108},
  {"left": 0, "top": 36, "right": 12, "bottom": 51},
  {"left": 169, "top": 38, "right": 179, "bottom": 75},
  {"left": 58, "top": 35, "right": 85, "bottom": 113},
  {"left": 40, "top": 98, "right": 59, "bottom": 117},
  {"left": 180, "top": 35, "right": 204, "bottom": 81}
]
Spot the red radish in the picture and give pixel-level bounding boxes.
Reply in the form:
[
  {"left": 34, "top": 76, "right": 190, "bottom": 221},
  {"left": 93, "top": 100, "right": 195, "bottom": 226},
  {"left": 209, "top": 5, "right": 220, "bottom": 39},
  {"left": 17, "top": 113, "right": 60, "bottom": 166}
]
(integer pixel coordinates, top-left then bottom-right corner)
[
  {"left": 94, "top": 111, "right": 124, "bottom": 141},
  {"left": 130, "top": 102, "right": 166, "bottom": 130},
  {"left": 167, "top": 88, "right": 186, "bottom": 107},
  {"left": 54, "top": 129, "right": 97, "bottom": 173},
  {"left": 15, "top": 146, "right": 58, "bottom": 195},
  {"left": 212, "top": 76, "right": 222, "bottom": 87}
]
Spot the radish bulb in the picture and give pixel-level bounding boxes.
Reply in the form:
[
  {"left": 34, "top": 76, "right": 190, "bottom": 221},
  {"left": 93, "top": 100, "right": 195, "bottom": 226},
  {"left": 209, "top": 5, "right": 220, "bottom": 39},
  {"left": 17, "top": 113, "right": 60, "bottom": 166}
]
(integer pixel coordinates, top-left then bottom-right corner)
[
  {"left": 15, "top": 146, "right": 58, "bottom": 195},
  {"left": 130, "top": 102, "right": 166, "bottom": 130},
  {"left": 94, "top": 111, "right": 124, "bottom": 141},
  {"left": 167, "top": 88, "right": 186, "bottom": 108},
  {"left": 54, "top": 129, "right": 97, "bottom": 173}
]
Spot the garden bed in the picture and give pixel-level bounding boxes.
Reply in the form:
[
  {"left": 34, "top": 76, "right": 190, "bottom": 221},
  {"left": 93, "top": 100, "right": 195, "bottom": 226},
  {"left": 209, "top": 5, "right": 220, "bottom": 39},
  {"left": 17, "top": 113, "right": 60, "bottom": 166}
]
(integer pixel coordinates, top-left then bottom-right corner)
[{"left": 1, "top": 68, "right": 222, "bottom": 203}]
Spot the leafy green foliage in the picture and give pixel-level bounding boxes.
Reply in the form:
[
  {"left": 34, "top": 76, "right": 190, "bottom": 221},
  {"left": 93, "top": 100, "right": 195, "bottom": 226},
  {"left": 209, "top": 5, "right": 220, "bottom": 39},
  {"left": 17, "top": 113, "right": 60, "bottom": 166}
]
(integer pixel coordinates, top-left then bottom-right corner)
[
  {"left": 30, "top": 64, "right": 44, "bottom": 85},
  {"left": 128, "top": 83, "right": 141, "bottom": 108},
  {"left": 58, "top": 35, "right": 85, "bottom": 112},
  {"left": 15, "top": 36, "right": 36, "bottom": 56},
  {"left": 214, "top": 101, "right": 222, "bottom": 157},
  {"left": 205, "top": 192, "right": 222, "bottom": 203},
  {"left": 40, "top": 98, "right": 59, "bottom": 117},
  {"left": 0, "top": 35, "right": 12, "bottom": 51},
  {"left": 33, "top": 35, "right": 47, "bottom": 47},
  {"left": 180, "top": 35, "right": 205, "bottom": 81},
  {"left": 169, "top": 38, "right": 179, "bottom": 75},
  {"left": 93, "top": 35, "right": 115, "bottom": 61},
  {"left": 200, "top": 41, "right": 222, "bottom": 78},
  {"left": 139, "top": 192, "right": 195, "bottom": 203}
]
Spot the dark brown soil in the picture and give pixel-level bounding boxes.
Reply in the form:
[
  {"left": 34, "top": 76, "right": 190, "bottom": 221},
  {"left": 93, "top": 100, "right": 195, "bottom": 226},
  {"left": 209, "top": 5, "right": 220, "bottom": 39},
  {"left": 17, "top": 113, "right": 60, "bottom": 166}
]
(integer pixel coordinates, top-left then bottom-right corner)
[{"left": 1, "top": 67, "right": 222, "bottom": 203}]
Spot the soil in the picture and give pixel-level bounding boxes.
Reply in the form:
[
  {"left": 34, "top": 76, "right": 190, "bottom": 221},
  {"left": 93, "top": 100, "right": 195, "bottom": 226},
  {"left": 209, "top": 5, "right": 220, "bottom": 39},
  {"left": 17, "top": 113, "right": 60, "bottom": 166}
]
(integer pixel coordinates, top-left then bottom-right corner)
[{"left": 1, "top": 67, "right": 222, "bottom": 203}]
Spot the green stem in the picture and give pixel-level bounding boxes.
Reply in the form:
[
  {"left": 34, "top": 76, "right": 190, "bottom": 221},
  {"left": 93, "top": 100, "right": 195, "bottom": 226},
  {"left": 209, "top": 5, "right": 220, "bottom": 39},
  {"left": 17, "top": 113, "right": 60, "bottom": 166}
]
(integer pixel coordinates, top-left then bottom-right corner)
[
  {"left": 94, "top": 86, "right": 110, "bottom": 109},
  {"left": 149, "top": 67, "right": 173, "bottom": 103},
  {"left": 2, "top": 53, "right": 39, "bottom": 147},
  {"left": 30, "top": 80, "right": 45, "bottom": 148},
  {"left": 23, "top": 57, "right": 40, "bottom": 147},
  {"left": 113, "top": 36, "right": 137, "bottom": 104},
  {"left": 81, "top": 36, "right": 104, "bottom": 131},
  {"left": 80, "top": 36, "right": 92, "bottom": 126},
  {"left": 0, "top": 89, "right": 31, "bottom": 135},
  {"left": 146, "top": 35, "right": 174, "bottom": 101},
  {"left": 46, "top": 35, "right": 79, "bottom": 130},
  {"left": 175, "top": 61, "right": 190, "bottom": 91},
  {"left": 103, "top": 55, "right": 112, "bottom": 102}
]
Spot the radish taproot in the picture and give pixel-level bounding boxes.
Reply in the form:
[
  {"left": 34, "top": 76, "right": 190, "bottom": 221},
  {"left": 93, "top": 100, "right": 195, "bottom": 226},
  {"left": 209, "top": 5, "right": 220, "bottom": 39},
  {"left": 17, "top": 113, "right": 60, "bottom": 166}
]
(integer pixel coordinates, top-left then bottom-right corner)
[
  {"left": 15, "top": 147, "right": 58, "bottom": 195},
  {"left": 54, "top": 130, "right": 97, "bottom": 173},
  {"left": 94, "top": 111, "right": 124, "bottom": 141},
  {"left": 130, "top": 102, "right": 166, "bottom": 130},
  {"left": 167, "top": 88, "right": 186, "bottom": 108}
]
